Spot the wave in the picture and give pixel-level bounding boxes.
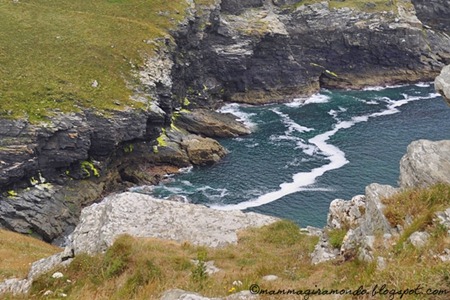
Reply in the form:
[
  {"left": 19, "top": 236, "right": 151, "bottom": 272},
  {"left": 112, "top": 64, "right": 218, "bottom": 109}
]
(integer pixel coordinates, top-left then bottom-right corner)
[
  {"left": 211, "top": 92, "right": 438, "bottom": 211},
  {"left": 217, "top": 103, "right": 257, "bottom": 129},
  {"left": 362, "top": 84, "right": 408, "bottom": 91},
  {"left": 286, "top": 93, "right": 331, "bottom": 107},
  {"left": 178, "top": 166, "right": 193, "bottom": 174},
  {"left": 415, "top": 82, "right": 432, "bottom": 88}
]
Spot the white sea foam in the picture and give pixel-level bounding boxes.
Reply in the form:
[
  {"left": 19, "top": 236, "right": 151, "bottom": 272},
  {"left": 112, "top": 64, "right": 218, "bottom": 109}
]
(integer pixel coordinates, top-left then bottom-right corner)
[
  {"left": 217, "top": 103, "right": 257, "bottom": 129},
  {"left": 304, "top": 93, "right": 331, "bottom": 104},
  {"left": 211, "top": 92, "right": 438, "bottom": 211},
  {"left": 295, "top": 140, "right": 317, "bottom": 156},
  {"left": 358, "top": 99, "right": 379, "bottom": 105},
  {"left": 285, "top": 93, "right": 331, "bottom": 107},
  {"left": 415, "top": 82, "right": 431, "bottom": 88},
  {"left": 178, "top": 166, "right": 193, "bottom": 174},
  {"left": 196, "top": 186, "right": 229, "bottom": 197},
  {"left": 362, "top": 84, "right": 408, "bottom": 91},
  {"left": 245, "top": 143, "right": 259, "bottom": 148},
  {"left": 271, "top": 108, "right": 316, "bottom": 156},
  {"left": 211, "top": 124, "right": 349, "bottom": 210},
  {"left": 271, "top": 108, "right": 314, "bottom": 133},
  {"left": 328, "top": 106, "right": 348, "bottom": 120},
  {"left": 181, "top": 180, "right": 193, "bottom": 186}
]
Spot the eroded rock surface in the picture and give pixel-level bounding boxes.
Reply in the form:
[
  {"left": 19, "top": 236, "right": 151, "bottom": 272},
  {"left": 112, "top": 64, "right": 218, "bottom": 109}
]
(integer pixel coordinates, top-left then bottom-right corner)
[
  {"left": 435, "top": 64, "right": 450, "bottom": 105},
  {"left": 399, "top": 139, "right": 450, "bottom": 188},
  {"left": 68, "top": 192, "right": 278, "bottom": 255},
  {"left": 314, "top": 139, "right": 450, "bottom": 264},
  {"left": 174, "top": 109, "right": 251, "bottom": 137}
]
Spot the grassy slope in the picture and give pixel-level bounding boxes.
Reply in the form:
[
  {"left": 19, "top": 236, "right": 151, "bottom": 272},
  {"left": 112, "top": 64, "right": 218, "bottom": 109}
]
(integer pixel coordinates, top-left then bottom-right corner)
[
  {"left": 4, "top": 182, "right": 450, "bottom": 299},
  {"left": 0, "top": 229, "right": 61, "bottom": 281},
  {"left": 0, "top": 0, "right": 189, "bottom": 121}
]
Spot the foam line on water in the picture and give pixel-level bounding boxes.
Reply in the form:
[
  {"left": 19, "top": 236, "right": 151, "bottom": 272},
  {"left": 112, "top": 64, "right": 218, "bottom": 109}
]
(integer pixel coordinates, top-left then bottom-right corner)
[
  {"left": 270, "top": 108, "right": 317, "bottom": 156},
  {"left": 271, "top": 108, "right": 314, "bottom": 133},
  {"left": 285, "top": 93, "right": 331, "bottom": 107},
  {"left": 210, "top": 92, "right": 438, "bottom": 211},
  {"left": 362, "top": 84, "right": 408, "bottom": 91},
  {"left": 217, "top": 103, "right": 257, "bottom": 129}
]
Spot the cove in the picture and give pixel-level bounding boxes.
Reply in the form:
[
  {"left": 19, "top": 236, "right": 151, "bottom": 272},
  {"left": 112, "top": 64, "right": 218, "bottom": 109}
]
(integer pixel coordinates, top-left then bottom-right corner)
[{"left": 144, "top": 83, "right": 450, "bottom": 227}]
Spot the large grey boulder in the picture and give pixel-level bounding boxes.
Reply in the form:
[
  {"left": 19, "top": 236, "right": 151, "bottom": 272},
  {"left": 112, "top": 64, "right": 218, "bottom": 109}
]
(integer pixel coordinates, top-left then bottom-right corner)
[
  {"left": 68, "top": 192, "right": 278, "bottom": 255},
  {"left": 435, "top": 64, "right": 450, "bottom": 105},
  {"left": 399, "top": 140, "right": 450, "bottom": 188}
]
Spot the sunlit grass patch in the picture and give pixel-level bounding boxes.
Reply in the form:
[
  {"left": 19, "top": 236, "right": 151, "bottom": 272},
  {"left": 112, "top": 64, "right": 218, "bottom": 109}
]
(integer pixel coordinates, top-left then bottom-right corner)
[{"left": 0, "top": 229, "right": 61, "bottom": 281}]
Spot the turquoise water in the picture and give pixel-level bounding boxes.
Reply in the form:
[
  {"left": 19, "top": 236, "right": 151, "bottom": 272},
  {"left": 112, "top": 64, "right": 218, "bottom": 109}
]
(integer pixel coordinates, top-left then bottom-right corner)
[{"left": 143, "top": 83, "right": 450, "bottom": 227}]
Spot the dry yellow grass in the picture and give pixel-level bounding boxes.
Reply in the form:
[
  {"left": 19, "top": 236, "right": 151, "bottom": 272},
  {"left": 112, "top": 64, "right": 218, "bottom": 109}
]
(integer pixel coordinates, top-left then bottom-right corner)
[
  {"left": 3, "top": 185, "right": 450, "bottom": 299},
  {"left": 0, "top": 229, "right": 61, "bottom": 281}
]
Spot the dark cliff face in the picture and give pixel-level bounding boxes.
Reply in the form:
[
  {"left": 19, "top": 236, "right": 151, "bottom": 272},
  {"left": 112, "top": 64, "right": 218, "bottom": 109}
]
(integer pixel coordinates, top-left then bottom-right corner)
[
  {"left": 411, "top": 0, "right": 450, "bottom": 32},
  {"left": 173, "top": 0, "right": 450, "bottom": 105}
]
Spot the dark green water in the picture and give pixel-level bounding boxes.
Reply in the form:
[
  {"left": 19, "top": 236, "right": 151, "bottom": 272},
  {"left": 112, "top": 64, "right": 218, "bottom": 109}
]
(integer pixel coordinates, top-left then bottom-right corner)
[{"left": 139, "top": 83, "right": 450, "bottom": 227}]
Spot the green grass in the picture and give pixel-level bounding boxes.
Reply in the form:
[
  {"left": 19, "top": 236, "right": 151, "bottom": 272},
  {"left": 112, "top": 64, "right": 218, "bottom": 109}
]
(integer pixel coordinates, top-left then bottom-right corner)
[
  {"left": 3, "top": 187, "right": 450, "bottom": 300},
  {"left": 382, "top": 183, "right": 450, "bottom": 228},
  {"left": 0, "top": 0, "right": 190, "bottom": 121},
  {"left": 327, "top": 228, "right": 348, "bottom": 249}
]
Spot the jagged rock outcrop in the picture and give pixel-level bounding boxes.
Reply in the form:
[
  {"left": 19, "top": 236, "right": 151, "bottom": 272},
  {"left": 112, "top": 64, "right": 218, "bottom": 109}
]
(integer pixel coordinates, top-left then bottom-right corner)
[
  {"left": 314, "top": 139, "right": 450, "bottom": 264},
  {"left": 435, "top": 64, "right": 450, "bottom": 105},
  {"left": 173, "top": 109, "right": 251, "bottom": 137},
  {"left": 327, "top": 195, "right": 366, "bottom": 230},
  {"left": 67, "top": 192, "right": 278, "bottom": 255},
  {"left": 399, "top": 139, "right": 450, "bottom": 188}
]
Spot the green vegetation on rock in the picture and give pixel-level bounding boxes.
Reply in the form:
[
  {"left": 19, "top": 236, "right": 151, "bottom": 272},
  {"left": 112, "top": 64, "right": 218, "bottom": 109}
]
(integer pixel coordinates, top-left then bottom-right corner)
[
  {"left": 80, "top": 161, "right": 100, "bottom": 178},
  {"left": 327, "top": 228, "right": 347, "bottom": 249}
]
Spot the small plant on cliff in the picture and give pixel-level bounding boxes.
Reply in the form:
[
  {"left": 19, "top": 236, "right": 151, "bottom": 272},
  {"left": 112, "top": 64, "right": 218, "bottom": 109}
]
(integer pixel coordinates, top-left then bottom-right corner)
[
  {"left": 327, "top": 228, "right": 347, "bottom": 249},
  {"left": 123, "top": 143, "right": 134, "bottom": 154},
  {"left": 191, "top": 248, "right": 208, "bottom": 287},
  {"left": 7, "top": 190, "right": 18, "bottom": 197},
  {"left": 80, "top": 161, "right": 100, "bottom": 178}
]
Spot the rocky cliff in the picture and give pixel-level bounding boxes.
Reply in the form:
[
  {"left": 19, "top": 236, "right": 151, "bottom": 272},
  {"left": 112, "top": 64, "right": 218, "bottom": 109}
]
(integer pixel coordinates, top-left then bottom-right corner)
[
  {"left": 435, "top": 64, "right": 450, "bottom": 105},
  {"left": 2, "top": 0, "right": 450, "bottom": 243},
  {"left": 173, "top": 0, "right": 450, "bottom": 106},
  {"left": 312, "top": 139, "right": 450, "bottom": 264}
]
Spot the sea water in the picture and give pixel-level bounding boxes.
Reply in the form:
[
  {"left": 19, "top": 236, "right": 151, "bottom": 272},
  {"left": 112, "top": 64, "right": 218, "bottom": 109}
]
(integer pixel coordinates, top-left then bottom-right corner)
[{"left": 142, "top": 83, "right": 450, "bottom": 227}]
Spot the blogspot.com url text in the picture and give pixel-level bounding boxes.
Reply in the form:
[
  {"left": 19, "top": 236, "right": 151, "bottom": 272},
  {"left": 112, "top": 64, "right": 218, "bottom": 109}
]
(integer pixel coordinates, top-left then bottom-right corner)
[{"left": 249, "top": 283, "right": 449, "bottom": 299}]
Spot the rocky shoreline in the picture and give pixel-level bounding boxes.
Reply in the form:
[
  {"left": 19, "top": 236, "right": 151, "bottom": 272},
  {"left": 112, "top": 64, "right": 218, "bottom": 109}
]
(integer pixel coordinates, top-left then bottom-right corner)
[
  {"left": 1, "top": 0, "right": 450, "bottom": 244},
  {"left": 2, "top": 136, "right": 449, "bottom": 296}
]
